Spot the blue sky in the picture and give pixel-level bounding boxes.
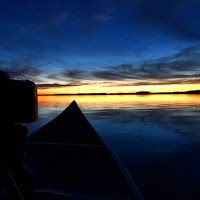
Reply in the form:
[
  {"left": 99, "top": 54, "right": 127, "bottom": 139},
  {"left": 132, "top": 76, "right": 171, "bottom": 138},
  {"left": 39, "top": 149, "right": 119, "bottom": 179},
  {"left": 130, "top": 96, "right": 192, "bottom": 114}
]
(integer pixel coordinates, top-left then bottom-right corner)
[{"left": 0, "top": 0, "right": 200, "bottom": 93}]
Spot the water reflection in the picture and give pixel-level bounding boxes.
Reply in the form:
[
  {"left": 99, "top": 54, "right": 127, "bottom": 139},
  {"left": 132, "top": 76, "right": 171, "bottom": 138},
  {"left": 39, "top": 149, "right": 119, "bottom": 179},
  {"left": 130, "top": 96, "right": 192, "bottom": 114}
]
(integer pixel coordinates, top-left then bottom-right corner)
[
  {"left": 30, "top": 95, "right": 200, "bottom": 139},
  {"left": 38, "top": 94, "right": 200, "bottom": 108},
  {"left": 88, "top": 107, "right": 200, "bottom": 137},
  {"left": 27, "top": 94, "right": 200, "bottom": 200}
]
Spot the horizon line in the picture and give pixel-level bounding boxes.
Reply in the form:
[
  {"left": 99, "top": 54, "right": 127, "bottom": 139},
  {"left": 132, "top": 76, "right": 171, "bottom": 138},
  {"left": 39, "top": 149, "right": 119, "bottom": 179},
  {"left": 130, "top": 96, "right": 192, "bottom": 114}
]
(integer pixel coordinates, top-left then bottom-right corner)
[{"left": 38, "top": 90, "right": 200, "bottom": 96}]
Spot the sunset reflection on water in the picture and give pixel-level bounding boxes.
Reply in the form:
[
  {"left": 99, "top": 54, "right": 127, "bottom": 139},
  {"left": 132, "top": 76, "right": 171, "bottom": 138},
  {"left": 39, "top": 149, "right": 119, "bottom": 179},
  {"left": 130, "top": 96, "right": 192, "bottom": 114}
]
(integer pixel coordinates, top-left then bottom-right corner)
[{"left": 38, "top": 94, "right": 200, "bottom": 108}]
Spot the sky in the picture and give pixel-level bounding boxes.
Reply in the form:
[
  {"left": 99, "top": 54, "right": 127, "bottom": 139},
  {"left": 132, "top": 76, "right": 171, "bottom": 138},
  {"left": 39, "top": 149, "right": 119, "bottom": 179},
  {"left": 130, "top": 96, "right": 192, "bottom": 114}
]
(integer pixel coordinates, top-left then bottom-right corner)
[{"left": 0, "top": 0, "right": 200, "bottom": 94}]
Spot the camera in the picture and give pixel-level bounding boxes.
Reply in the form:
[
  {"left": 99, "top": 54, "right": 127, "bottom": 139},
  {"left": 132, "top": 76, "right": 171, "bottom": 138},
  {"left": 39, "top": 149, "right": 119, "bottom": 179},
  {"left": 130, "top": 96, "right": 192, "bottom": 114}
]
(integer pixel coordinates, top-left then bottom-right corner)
[{"left": 0, "top": 72, "right": 38, "bottom": 123}]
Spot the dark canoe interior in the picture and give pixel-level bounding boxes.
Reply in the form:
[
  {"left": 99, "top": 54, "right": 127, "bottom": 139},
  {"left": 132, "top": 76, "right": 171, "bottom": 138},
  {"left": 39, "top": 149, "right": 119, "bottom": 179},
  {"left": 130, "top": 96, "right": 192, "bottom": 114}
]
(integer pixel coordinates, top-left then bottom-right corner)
[{"left": 27, "top": 101, "right": 142, "bottom": 200}]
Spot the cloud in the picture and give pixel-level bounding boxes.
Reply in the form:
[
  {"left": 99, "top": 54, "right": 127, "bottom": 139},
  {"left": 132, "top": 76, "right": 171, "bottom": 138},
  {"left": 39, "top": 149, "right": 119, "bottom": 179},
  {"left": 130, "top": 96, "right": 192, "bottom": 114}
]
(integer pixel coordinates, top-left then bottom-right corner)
[
  {"left": 92, "top": 64, "right": 137, "bottom": 80},
  {"left": 37, "top": 81, "right": 89, "bottom": 89},
  {"left": 0, "top": 59, "right": 43, "bottom": 81},
  {"left": 141, "top": 60, "right": 200, "bottom": 77},
  {"left": 92, "top": 46, "right": 200, "bottom": 83},
  {"left": 104, "top": 78, "right": 200, "bottom": 87},
  {"left": 47, "top": 73, "right": 61, "bottom": 80},
  {"left": 140, "top": 46, "right": 200, "bottom": 77},
  {"left": 57, "top": 65, "right": 138, "bottom": 81},
  {"left": 62, "top": 69, "right": 88, "bottom": 79},
  {"left": 172, "top": 45, "right": 200, "bottom": 59},
  {"left": 55, "top": 45, "right": 200, "bottom": 86},
  {"left": 8, "top": 44, "right": 197, "bottom": 88},
  {"left": 45, "top": 69, "right": 91, "bottom": 83}
]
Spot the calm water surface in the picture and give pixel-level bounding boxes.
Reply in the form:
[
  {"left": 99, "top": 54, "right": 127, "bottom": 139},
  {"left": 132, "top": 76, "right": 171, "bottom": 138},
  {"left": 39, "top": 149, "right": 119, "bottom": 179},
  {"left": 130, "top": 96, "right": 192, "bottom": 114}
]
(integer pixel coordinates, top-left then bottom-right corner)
[{"left": 27, "top": 94, "right": 200, "bottom": 200}]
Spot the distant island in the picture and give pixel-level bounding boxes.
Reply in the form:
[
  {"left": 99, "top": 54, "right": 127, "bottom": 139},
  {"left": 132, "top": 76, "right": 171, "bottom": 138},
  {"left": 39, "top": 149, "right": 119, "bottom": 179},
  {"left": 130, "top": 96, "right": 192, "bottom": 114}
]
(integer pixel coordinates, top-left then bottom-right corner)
[
  {"left": 135, "top": 91, "right": 151, "bottom": 95},
  {"left": 153, "top": 90, "right": 200, "bottom": 94},
  {"left": 38, "top": 90, "right": 200, "bottom": 96}
]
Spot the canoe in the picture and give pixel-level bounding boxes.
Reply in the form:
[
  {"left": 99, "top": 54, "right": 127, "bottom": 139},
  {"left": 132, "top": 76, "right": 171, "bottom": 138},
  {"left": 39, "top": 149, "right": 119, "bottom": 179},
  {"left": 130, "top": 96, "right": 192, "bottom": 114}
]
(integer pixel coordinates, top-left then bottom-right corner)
[{"left": 27, "top": 101, "right": 143, "bottom": 200}]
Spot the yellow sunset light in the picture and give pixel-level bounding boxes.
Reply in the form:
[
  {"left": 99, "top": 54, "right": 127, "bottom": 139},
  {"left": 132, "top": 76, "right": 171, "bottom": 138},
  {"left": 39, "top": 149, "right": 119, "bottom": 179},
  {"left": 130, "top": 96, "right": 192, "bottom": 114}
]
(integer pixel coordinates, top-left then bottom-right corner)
[{"left": 38, "top": 82, "right": 200, "bottom": 95}]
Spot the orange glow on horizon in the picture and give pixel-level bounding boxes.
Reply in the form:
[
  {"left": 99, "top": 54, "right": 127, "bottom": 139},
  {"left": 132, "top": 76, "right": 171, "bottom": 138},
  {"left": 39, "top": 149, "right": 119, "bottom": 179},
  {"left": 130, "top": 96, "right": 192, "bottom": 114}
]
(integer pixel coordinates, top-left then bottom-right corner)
[{"left": 37, "top": 83, "right": 200, "bottom": 95}]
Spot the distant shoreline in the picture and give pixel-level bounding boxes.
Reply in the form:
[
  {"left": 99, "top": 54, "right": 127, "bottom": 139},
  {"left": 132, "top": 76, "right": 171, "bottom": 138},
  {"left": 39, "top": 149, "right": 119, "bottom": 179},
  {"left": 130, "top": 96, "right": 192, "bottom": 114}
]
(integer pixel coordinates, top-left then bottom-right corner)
[{"left": 38, "top": 90, "right": 200, "bottom": 96}]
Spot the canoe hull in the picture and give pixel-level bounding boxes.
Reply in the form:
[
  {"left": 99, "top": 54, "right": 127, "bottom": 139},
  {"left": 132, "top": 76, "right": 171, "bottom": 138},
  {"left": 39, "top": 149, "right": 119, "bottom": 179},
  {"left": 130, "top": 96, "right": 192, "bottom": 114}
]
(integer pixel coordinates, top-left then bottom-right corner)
[{"left": 27, "top": 101, "right": 143, "bottom": 199}]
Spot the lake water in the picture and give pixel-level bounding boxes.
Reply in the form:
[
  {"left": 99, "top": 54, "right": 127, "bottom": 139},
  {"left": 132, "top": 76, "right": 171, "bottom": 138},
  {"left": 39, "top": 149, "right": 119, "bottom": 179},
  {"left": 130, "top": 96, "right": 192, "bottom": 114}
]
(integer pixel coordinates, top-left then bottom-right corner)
[{"left": 27, "top": 94, "right": 200, "bottom": 200}]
